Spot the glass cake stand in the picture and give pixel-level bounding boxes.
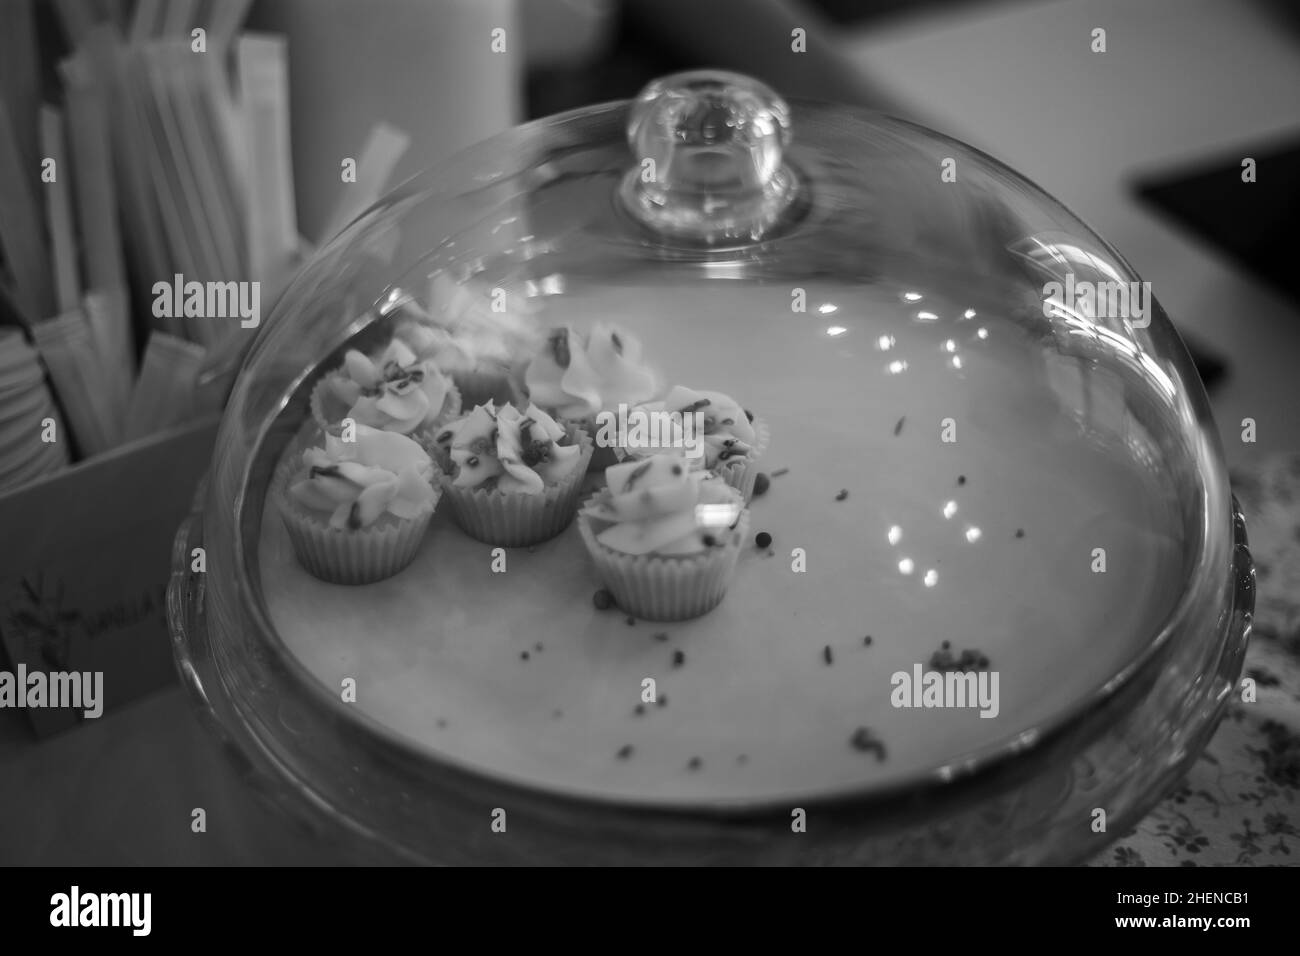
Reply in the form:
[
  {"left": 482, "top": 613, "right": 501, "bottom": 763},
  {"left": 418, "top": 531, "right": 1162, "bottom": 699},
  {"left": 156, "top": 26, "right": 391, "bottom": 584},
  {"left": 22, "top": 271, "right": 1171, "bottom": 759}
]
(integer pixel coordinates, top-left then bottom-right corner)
[{"left": 168, "top": 71, "right": 1253, "bottom": 864}]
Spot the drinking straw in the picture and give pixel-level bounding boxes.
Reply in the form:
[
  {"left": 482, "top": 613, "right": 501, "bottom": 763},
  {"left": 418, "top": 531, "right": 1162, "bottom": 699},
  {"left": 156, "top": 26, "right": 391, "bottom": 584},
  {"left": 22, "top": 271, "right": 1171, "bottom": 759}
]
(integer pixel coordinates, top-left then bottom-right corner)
[
  {"left": 0, "top": 100, "right": 54, "bottom": 321},
  {"left": 38, "top": 106, "right": 81, "bottom": 315},
  {"left": 83, "top": 288, "right": 134, "bottom": 432},
  {"left": 31, "top": 310, "right": 119, "bottom": 455},
  {"left": 60, "top": 52, "right": 129, "bottom": 298},
  {"left": 317, "top": 123, "right": 411, "bottom": 244},
  {"left": 237, "top": 35, "right": 299, "bottom": 285},
  {"left": 123, "top": 331, "right": 206, "bottom": 441}
]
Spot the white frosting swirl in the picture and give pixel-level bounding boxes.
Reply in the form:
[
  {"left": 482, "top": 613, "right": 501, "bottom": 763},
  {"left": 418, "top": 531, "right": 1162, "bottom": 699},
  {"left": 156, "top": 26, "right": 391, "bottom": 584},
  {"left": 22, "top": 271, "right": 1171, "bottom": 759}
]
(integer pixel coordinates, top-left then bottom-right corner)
[
  {"left": 661, "top": 385, "right": 758, "bottom": 469},
  {"left": 326, "top": 339, "right": 454, "bottom": 433},
  {"left": 289, "top": 425, "right": 436, "bottom": 530},
  {"left": 584, "top": 456, "right": 743, "bottom": 556},
  {"left": 446, "top": 401, "right": 582, "bottom": 495},
  {"left": 524, "top": 324, "right": 658, "bottom": 420}
]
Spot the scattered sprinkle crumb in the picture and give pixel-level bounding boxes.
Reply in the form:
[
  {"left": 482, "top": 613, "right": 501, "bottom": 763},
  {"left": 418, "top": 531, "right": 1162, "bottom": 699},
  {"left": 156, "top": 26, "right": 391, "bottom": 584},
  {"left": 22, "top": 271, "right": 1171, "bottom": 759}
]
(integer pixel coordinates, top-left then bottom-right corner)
[
  {"left": 436, "top": 718, "right": 447, "bottom": 729},
  {"left": 823, "top": 644, "right": 834, "bottom": 666},
  {"left": 766, "top": 548, "right": 775, "bottom": 557},
  {"left": 687, "top": 757, "right": 702, "bottom": 771},
  {"left": 893, "top": 416, "right": 905, "bottom": 436},
  {"left": 653, "top": 631, "right": 669, "bottom": 642},
  {"left": 634, "top": 703, "right": 646, "bottom": 716},
  {"left": 929, "top": 644, "right": 992, "bottom": 672},
  {"left": 626, "top": 615, "right": 636, "bottom": 626},
  {"left": 701, "top": 534, "right": 717, "bottom": 547},
  {"left": 520, "top": 651, "right": 530, "bottom": 660},
  {"left": 551, "top": 709, "right": 563, "bottom": 719},
  {"left": 1015, "top": 528, "right": 1025, "bottom": 538},
  {"left": 753, "top": 472, "right": 771, "bottom": 497},
  {"left": 863, "top": 635, "right": 873, "bottom": 646},
  {"left": 617, "top": 745, "right": 634, "bottom": 760},
  {"left": 737, "top": 754, "right": 749, "bottom": 765},
  {"left": 770, "top": 467, "right": 789, "bottom": 478},
  {"left": 657, "top": 695, "right": 668, "bottom": 708},
  {"left": 957, "top": 475, "right": 966, "bottom": 485},
  {"left": 672, "top": 649, "right": 685, "bottom": 668},
  {"left": 593, "top": 589, "right": 613, "bottom": 610},
  {"left": 534, "top": 642, "right": 543, "bottom": 652},
  {"left": 755, "top": 531, "right": 772, "bottom": 549},
  {"left": 850, "top": 727, "right": 887, "bottom": 761},
  {"left": 835, "top": 489, "right": 849, "bottom": 501}
]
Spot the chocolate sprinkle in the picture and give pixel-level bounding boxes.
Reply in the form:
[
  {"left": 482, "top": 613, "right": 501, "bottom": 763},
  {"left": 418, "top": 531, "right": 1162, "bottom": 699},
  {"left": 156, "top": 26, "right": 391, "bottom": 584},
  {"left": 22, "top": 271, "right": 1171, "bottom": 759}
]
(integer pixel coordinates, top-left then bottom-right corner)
[
  {"left": 850, "top": 727, "right": 888, "bottom": 761},
  {"left": 770, "top": 467, "right": 789, "bottom": 478},
  {"left": 616, "top": 745, "right": 634, "bottom": 760},
  {"left": 744, "top": 408, "right": 754, "bottom": 423},
  {"left": 653, "top": 632, "right": 669, "bottom": 642},
  {"left": 863, "top": 635, "right": 873, "bottom": 646},
  {"left": 893, "top": 416, "right": 905, "bottom": 436},
  {"left": 835, "top": 489, "right": 849, "bottom": 501},
  {"left": 687, "top": 757, "right": 702, "bottom": 771},
  {"left": 549, "top": 328, "right": 571, "bottom": 368},
  {"left": 626, "top": 615, "right": 636, "bottom": 626},
  {"left": 755, "top": 531, "right": 772, "bottom": 549},
  {"left": 929, "top": 644, "right": 992, "bottom": 672},
  {"left": 593, "top": 589, "right": 613, "bottom": 610},
  {"left": 957, "top": 475, "right": 967, "bottom": 486},
  {"left": 823, "top": 645, "right": 834, "bottom": 666},
  {"left": 752, "top": 472, "right": 771, "bottom": 497},
  {"left": 1015, "top": 528, "right": 1025, "bottom": 538},
  {"left": 672, "top": 649, "right": 685, "bottom": 668},
  {"left": 520, "top": 651, "right": 530, "bottom": 661},
  {"left": 634, "top": 703, "right": 646, "bottom": 716},
  {"left": 657, "top": 695, "right": 668, "bottom": 708}
]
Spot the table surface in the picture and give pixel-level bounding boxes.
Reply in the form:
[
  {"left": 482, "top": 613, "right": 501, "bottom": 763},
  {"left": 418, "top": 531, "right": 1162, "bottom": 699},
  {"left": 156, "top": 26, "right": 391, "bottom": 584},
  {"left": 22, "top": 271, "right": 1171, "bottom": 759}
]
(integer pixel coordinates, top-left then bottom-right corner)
[{"left": 2, "top": 0, "right": 1299, "bottom": 865}]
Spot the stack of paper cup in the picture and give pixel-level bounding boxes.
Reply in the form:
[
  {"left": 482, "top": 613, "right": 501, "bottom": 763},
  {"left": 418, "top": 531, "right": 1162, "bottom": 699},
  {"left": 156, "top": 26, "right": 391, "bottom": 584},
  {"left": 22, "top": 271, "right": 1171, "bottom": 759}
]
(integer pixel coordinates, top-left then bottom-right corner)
[{"left": 0, "top": 328, "right": 71, "bottom": 493}]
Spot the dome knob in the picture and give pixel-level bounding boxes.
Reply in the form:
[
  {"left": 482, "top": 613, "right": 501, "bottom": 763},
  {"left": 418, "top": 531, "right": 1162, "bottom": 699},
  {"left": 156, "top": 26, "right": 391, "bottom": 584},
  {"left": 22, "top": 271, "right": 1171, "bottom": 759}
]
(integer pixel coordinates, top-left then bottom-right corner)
[{"left": 620, "top": 70, "right": 800, "bottom": 245}]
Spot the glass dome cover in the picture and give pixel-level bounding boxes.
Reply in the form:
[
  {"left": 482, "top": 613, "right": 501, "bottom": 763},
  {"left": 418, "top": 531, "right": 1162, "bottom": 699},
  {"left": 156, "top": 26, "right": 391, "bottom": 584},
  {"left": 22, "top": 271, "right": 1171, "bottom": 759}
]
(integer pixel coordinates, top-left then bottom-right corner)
[{"left": 169, "top": 71, "right": 1252, "bottom": 864}]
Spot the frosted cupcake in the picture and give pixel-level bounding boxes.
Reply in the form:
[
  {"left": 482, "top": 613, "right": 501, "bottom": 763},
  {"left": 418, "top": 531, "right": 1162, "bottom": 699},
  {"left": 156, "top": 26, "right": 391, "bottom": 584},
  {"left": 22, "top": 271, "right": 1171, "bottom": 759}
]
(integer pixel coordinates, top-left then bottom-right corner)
[
  {"left": 435, "top": 400, "right": 593, "bottom": 547},
  {"left": 311, "top": 337, "right": 461, "bottom": 443},
  {"left": 618, "top": 386, "right": 769, "bottom": 502},
  {"left": 523, "top": 324, "right": 659, "bottom": 471},
  {"left": 278, "top": 424, "right": 439, "bottom": 584},
  {"left": 577, "top": 457, "right": 750, "bottom": 621}
]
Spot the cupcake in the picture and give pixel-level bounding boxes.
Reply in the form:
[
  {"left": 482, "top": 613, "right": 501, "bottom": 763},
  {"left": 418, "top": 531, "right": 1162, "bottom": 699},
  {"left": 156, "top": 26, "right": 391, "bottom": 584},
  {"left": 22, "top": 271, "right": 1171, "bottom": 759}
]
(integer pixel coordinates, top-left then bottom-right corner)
[
  {"left": 278, "top": 424, "right": 439, "bottom": 584},
  {"left": 435, "top": 400, "right": 593, "bottom": 547},
  {"left": 523, "top": 324, "right": 659, "bottom": 471},
  {"left": 577, "top": 456, "right": 750, "bottom": 621},
  {"left": 419, "top": 271, "right": 530, "bottom": 407},
  {"left": 617, "top": 386, "right": 769, "bottom": 502},
  {"left": 311, "top": 336, "right": 461, "bottom": 443}
]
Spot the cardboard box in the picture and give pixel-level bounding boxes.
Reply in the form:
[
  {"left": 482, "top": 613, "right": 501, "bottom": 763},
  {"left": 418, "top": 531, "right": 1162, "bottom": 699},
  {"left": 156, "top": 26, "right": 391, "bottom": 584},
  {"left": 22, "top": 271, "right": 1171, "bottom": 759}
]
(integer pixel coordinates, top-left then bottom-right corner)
[{"left": 0, "top": 415, "right": 219, "bottom": 736}]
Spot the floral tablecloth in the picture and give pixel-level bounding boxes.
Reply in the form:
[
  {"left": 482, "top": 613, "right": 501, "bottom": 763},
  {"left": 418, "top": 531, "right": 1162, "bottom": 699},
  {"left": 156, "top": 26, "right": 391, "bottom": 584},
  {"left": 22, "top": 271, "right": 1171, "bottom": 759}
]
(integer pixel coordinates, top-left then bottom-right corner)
[{"left": 1091, "top": 455, "right": 1300, "bottom": 866}]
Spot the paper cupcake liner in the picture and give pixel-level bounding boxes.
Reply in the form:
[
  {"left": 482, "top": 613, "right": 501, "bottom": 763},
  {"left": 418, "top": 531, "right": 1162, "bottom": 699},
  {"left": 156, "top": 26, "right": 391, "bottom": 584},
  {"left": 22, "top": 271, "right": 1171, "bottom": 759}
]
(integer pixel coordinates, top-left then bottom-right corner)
[
  {"left": 273, "top": 452, "right": 437, "bottom": 585},
  {"left": 577, "top": 504, "right": 750, "bottom": 622},
  {"left": 438, "top": 424, "right": 593, "bottom": 547},
  {"left": 713, "top": 416, "right": 771, "bottom": 503},
  {"left": 311, "top": 375, "right": 462, "bottom": 438}
]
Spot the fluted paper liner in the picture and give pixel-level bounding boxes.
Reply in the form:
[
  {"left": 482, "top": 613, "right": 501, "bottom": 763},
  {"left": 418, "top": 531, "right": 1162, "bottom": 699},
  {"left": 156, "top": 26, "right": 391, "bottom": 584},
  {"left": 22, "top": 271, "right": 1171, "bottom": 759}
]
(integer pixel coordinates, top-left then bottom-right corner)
[
  {"left": 438, "top": 423, "right": 593, "bottom": 547},
  {"left": 274, "top": 444, "right": 438, "bottom": 585},
  {"left": 577, "top": 497, "right": 750, "bottom": 622},
  {"left": 714, "top": 416, "right": 770, "bottom": 503}
]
